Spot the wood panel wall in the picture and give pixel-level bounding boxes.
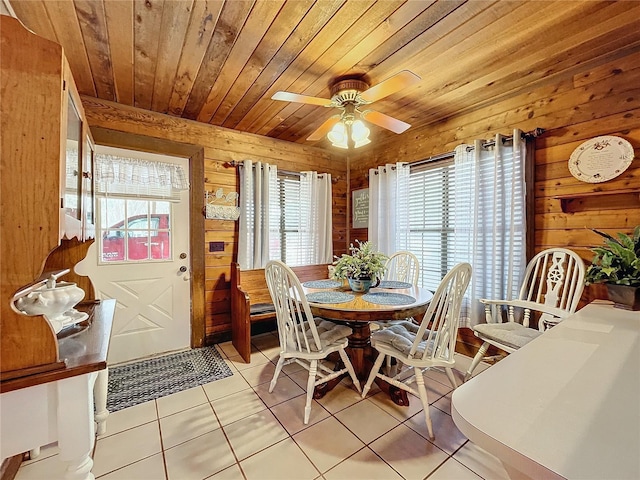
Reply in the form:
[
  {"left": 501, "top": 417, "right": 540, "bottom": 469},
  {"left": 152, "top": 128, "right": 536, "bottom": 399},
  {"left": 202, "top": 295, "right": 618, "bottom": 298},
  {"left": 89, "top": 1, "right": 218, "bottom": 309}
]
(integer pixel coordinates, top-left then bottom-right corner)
[
  {"left": 349, "top": 49, "right": 640, "bottom": 351},
  {"left": 80, "top": 97, "right": 348, "bottom": 342}
]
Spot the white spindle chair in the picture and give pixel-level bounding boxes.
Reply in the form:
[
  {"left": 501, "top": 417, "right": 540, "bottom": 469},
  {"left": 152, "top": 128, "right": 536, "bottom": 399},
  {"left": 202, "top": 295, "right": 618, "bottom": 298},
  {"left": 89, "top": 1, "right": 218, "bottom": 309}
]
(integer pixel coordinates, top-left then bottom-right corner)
[
  {"left": 265, "top": 260, "right": 361, "bottom": 424},
  {"left": 361, "top": 263, "right": 472, "bottom": 440},
  {"left": 384, "top": 251, "right": 420, "bottom": 285},
  {"left": 464, "top": 248, "right": 585, "bottom": 381}
]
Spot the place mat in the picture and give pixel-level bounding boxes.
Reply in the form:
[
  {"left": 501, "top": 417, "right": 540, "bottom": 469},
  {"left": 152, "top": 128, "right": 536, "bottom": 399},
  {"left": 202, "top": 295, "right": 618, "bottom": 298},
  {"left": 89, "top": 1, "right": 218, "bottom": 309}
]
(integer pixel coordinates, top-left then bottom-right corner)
[
  {"left": 302, "top": 279, "right": 342, "bottom": 289},
  {"left": 362, "top": 292, "right": 416, "bottom": 306},
  {"left": 306, "top": 291, "right": 355, "bottom": 304},
  {"left": 378, "top": 280, "right": 414, "bottom": 289}
]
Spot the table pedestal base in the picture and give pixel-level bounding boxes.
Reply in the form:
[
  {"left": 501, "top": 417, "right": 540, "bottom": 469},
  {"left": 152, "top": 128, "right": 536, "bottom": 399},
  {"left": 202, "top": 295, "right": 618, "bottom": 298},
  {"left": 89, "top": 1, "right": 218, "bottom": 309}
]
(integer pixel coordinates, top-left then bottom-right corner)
[{"left": 313, "top": 321, "right": 409, "bottom": 406}]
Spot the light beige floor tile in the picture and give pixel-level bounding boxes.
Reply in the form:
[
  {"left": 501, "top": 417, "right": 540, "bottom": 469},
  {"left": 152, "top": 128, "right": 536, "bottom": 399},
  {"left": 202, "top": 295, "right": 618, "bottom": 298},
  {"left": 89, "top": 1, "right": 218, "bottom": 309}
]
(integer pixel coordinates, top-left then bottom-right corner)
[
  {"left": 432, "top": 392, "right": 452, "bottom": 415},
  {"left": 269, "top": 395, "right": 330, "bottom": 435},
  {"left": 423, "top": 367, "right": 457, "bottom": 389},
  {"left": 227, "top": 351, "right": 271, "bottom": 371},
  {"left": 211, "top": 388, "right": 267, "bottom": 426},
  {"left": 315, "top": 382, "right": 363, "bottom": 414},
  {"left": 241, "top": 438, "right": 319, "bottom": 480},
  {"left": 224, "top": 409, "right": 289, "bottom": 460},
  {"left": 156, "top": 385, "right": 208, "bottom": 418},
  {"left": 97, "top": 453, "right": 166, "bottom": 479},
  {"left": 367, "top": 391, "right": 424, "bottom": 422},
  {"left": 100, "top": 400, "right": 157, "bottom": 438},
  {"left": 369, "top": 424, "right": 448, "bottom": 480},
  {"left": 334, "top": 399, "right": 400, "bottom": 444},
  {"left": 254, "top": 374, "right": 304, "bottom": 407},
  {"left": 20, "top": 442, "right": 59, "bottom": 465},
  {"left": 280, "top": 359, "right": 306, "bottom": 375},
  {"left": 93, "top": 422, "right": 162, "bottom": 477},
  {"left": 238, "top": 361, "right": 276, "bottom": 386},
  {"left": 452, "top": 353, "right": 491, "bottom": 378},
  {"left": 323, "top": 447, "right": 403, "bottom": 480},
  {"left": 256, "top": 345, "right": 281, "bottom": 361},
  {"left": 214, "top": 344, "right": 229, "bottom": 359},
  {"left": 428, "top": 457, "right": 482, "bottom": 480},
  {"left": 453, "top": 442, "right": 510, "bottom": 480},
  {"left": 217, "top": 341, "right": 240, "bottom": 358},
  {"left": 251, "top": 332, "right": 280, "bottom": 350},
  {"left": 15, "top": 454, "right": 66, "bottom": 480},
  {"left": 288, "top": 369, "right": 314, "bottom": 389},
  {"left": 202, "top": 373, "right": 251, "bottom": 401},
  {"left": 164, "top": 429, "right": 235, "bottom": 480},
  {"left": 208, "top": 463, "right": 245, "bottom": 480},
  {"left": 159, "top": 403, "right": 220, "bottom": 449},
  {"left": 405, "top": 408, "right": 467, "bottom": 454},
  {"left": 293, "top": 417, "right": 365, "bottom": 473}
]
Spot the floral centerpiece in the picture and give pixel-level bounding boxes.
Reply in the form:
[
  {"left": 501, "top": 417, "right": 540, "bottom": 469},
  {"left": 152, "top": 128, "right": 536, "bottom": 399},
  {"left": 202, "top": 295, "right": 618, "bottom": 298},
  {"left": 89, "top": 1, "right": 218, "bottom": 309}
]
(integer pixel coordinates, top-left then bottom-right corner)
[
  {"left": 331, "top": 240, "right": 387, "bottom": 292},
  {"left": 585, "top": 226, "right": 640, "bottom": 310}
]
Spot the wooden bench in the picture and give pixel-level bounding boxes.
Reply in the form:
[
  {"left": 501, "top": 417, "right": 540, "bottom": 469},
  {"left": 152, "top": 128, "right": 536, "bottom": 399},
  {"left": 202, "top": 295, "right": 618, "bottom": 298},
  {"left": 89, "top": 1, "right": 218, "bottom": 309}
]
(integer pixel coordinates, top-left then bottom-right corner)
[{"left": 230, "top": 262, "right": 330, "bottom": 363}]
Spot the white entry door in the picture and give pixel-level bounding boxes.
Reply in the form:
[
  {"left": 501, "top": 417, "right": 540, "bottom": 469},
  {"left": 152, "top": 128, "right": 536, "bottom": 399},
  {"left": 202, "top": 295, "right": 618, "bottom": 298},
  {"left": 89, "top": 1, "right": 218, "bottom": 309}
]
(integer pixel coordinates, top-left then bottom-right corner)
[{"left": 76, "top": 147, "right": 191, "bottom": 365}]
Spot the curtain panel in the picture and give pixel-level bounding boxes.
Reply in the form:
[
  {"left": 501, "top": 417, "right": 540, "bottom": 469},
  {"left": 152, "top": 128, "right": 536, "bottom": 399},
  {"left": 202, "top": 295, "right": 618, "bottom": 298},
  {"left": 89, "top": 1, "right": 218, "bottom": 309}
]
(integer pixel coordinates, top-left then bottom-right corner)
[
  {"left": 300, "top": 171, "right": 333, "bottom": 265},
  {"left": 453, "top": 130, "right": 527, "bottom": 328},
  {"left": 95, "top": 154, "right": 189, "bottom": 198},
  {"left": 238, "top": 160, "right": 277, "bottom": 270},
  {"left": 368, "top": 162, "right": 410, "bottom": 255}
]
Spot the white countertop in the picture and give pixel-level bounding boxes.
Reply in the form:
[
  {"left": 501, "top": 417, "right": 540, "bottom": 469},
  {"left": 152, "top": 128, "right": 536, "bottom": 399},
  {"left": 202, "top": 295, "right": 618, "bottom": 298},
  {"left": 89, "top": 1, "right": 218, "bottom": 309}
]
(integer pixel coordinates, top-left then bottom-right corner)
[{"left": 452, "top": 301, "right": 640, "bottom": 479}]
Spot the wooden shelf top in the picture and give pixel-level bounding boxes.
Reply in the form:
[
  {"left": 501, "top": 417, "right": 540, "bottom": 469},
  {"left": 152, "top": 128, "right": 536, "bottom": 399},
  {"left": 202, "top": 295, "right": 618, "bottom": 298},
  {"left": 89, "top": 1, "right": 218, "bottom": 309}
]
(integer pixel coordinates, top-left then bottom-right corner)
[{"left": 0, "top": 299, "right": 115, "bottom": 393}]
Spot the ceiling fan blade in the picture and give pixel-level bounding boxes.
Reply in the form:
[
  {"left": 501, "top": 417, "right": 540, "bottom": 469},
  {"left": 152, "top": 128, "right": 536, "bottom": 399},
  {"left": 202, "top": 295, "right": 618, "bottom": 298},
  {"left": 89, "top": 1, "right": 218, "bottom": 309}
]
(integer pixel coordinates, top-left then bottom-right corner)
[
  {"left": 359, "top": 70, "right": 421, "bottom": 103},
  {"left": 272, "top": 91, "right": 333, "bottom": 107},
  {"left": 307, "top": 115, "right": 342, "bottom": 141},
  {"left": 362, "top": 110, "right": 411, "bottom": 134}
]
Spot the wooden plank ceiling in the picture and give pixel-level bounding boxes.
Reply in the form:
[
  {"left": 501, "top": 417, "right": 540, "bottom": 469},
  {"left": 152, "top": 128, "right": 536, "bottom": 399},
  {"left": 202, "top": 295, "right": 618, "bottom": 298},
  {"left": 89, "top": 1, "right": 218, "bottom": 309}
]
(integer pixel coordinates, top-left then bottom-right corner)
[{"left": 8, "top": 0, "right": 640, "bottom": 149}]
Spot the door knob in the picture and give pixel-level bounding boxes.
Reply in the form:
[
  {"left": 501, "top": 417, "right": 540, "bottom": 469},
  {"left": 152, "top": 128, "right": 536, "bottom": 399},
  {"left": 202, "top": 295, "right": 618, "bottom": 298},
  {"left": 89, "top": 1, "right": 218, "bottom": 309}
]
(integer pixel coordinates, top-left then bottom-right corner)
[{"left": 179, "top": 266, "right": 187, "bottom": 273}]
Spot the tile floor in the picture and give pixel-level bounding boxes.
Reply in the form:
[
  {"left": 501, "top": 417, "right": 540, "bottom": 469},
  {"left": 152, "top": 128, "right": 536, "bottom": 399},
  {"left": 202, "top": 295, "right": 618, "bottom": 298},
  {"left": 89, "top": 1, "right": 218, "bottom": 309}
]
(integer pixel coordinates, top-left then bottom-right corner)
[{"left": 16, "top": 333, "right": 508, "bottom": 480}]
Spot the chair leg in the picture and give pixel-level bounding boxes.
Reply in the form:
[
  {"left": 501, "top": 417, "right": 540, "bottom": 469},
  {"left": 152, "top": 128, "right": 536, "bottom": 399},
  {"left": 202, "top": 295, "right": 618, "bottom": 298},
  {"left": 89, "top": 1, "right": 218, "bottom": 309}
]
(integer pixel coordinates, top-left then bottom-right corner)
[
  {"left": 269, "top": 356, "right": 285, "bottom": 393},
  {"left": 338, "top": 349, "right": 361, "bottom": 393},
  {"left": 445, "top": 367, "right": 458, "bottom": 389},
  {"left": 414, "top": 367, "right": 434, "bottom": 440},
  {"left": 464, "top": 341, "right": 489, "bottom": 382},
  {"left": 362, "top": 352, "right": 386, "bottom": 398},
  {"left": 304, "top": 360, "right": 318, "bottom": 424}
]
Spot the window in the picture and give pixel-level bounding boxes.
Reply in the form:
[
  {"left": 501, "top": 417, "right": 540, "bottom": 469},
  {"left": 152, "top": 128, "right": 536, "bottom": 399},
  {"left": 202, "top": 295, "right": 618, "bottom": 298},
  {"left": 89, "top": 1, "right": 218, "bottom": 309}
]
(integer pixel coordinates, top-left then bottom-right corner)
[
  {"left": 98, "top": 197, "right": 171, "bottom": 263},
  {"left": 407, "top": 159, "right": 457, "bottom": 291},
  {"left": 269, "top": 173, "right": 310, "bottom": 266}
]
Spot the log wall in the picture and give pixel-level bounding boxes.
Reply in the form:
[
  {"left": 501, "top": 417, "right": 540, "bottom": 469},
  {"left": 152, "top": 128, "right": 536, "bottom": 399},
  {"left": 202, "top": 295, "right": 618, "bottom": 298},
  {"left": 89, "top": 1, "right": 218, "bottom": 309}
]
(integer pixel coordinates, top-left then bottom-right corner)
[
  {"left": 349, "top": 50, "right": 640, "bottom": 352},
  {"left": 81, "top": 97, "right": 348, "bottom": 342}
]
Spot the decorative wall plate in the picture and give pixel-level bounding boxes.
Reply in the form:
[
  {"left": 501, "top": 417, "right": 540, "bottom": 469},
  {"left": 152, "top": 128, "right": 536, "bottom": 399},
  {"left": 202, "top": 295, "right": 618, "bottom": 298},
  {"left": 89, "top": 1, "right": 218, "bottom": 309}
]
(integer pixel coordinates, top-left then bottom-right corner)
[{"left": 568, "top": 136, "right": 634, "bottom": 183}]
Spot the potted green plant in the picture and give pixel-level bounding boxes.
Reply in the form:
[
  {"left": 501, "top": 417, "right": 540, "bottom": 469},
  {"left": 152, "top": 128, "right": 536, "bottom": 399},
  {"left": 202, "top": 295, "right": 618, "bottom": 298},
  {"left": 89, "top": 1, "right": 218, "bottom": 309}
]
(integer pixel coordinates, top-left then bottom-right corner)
[
  {"left": 585, "top": 226, "right": 640, "bottom": 311},
  {"left": 331, "top": 240, "right": 388, "bottom": 293}
]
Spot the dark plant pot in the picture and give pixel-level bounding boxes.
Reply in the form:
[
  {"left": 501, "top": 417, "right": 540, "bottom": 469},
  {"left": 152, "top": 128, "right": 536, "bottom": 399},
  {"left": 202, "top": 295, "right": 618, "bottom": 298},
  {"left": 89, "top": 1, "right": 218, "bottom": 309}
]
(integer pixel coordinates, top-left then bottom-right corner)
[
  {"left": 605, "top": 284, "right": 640, "bottom": 311},
  {"left": 348, "top": 277, "right": 379, "bottom": 293}
]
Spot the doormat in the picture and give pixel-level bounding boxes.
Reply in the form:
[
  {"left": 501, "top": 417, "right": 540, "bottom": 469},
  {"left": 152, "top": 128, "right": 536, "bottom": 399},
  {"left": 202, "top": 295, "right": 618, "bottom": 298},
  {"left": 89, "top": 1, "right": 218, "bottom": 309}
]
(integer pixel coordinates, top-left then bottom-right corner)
[{"left": 107, "top": 346, "right": 233, "bottom": 412}]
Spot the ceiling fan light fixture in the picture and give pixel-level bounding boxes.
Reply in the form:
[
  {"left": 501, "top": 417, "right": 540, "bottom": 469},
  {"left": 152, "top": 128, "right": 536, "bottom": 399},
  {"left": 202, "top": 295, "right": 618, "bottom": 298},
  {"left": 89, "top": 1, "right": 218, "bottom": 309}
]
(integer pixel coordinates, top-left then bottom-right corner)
[
  {"left": 328, "top": 121, "right": 349, "bottom": 148},
  {"left": 351, "top": 119, "right": 370, "bottom": 143}
]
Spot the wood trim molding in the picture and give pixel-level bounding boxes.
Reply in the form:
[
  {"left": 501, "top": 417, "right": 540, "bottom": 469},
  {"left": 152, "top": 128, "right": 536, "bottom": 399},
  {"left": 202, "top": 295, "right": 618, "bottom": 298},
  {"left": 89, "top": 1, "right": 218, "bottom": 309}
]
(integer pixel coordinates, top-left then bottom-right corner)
[
  {"left": 0, "top": 455, "right": 22, "bottom": 480},
  {"left": 90, "top": 126, "right": 206, "bottom": 348}
]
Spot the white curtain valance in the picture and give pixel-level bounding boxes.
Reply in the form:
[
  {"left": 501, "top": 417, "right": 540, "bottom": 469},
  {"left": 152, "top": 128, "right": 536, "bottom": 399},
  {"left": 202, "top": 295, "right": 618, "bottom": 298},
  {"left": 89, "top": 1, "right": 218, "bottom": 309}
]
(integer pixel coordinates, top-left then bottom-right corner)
[{"left": 95, "top": 154, "right": 189, "bottom": 197}]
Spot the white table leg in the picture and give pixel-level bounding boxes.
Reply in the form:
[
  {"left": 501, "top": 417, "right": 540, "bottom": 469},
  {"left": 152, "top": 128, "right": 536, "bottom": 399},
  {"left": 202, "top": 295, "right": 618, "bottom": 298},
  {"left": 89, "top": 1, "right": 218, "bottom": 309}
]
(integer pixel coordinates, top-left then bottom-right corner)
[
  {"left": 56, "top": 374, "right": 96, "bottom": 480},
  {"left": 93, "top": 368, "right": 109, "bottom": 436}
]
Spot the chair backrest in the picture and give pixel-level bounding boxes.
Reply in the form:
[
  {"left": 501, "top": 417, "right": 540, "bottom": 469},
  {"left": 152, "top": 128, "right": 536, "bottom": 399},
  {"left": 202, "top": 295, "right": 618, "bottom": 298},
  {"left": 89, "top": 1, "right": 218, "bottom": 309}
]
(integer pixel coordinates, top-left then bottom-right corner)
[
  {"left": 518, "top": 248, "right": 585, "bottom": 322},
  {"left": 265, "top": 260, "right": 323, "bottom": 354},
  {"left": 411, "top": 263, "right": 472, "bottom": 361},
  {"left": 384, "top": 251, "right": 420, "bottom": 285}
]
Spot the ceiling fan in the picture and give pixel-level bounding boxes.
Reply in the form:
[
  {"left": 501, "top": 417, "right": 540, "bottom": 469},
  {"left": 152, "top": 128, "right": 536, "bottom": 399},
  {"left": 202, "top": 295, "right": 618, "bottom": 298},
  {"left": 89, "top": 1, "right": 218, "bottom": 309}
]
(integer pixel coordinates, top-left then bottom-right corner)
[{"left": 271, "top": 70, "right": 421, "bottom": 145}]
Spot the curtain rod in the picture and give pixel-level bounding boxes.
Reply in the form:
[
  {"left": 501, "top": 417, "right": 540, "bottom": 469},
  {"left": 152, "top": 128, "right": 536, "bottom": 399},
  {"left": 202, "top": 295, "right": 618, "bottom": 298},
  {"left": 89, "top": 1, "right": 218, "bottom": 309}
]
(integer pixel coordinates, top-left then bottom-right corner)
[
  {"left": 227, "top": 160, "right": 338, "bottom": 183},
  {"left": 408, "top": 127, "right": 545, "bottom": 169}
]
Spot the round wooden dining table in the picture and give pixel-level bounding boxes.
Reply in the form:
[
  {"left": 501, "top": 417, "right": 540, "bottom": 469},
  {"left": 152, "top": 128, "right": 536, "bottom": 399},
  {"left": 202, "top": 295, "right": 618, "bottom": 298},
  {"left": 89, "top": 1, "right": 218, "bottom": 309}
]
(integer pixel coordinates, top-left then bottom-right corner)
[{"left": 301, "top": 281, "right": 434, "bottom": 405}]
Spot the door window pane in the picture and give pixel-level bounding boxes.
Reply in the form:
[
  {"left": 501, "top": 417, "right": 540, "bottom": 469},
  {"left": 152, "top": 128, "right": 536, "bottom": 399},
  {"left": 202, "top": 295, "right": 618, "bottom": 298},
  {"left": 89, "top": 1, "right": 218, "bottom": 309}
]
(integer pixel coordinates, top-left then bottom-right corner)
[{"left": 98, "top": 198, "right": 171, "bottom": 263}]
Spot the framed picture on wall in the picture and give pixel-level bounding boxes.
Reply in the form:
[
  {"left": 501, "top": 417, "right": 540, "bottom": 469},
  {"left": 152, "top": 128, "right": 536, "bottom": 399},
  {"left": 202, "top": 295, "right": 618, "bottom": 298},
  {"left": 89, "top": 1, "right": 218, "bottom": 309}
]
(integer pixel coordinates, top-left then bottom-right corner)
[{"left": 352, "top": 188, "right": 369, "bottom": 229}]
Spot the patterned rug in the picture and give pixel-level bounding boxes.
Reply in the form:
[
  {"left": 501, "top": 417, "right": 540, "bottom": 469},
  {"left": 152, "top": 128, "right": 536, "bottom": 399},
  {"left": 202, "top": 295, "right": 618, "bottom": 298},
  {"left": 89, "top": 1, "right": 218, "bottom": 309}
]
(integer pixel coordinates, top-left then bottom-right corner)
[{"left": 107, "top": 346, "right": 233, "bottom": 412}]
